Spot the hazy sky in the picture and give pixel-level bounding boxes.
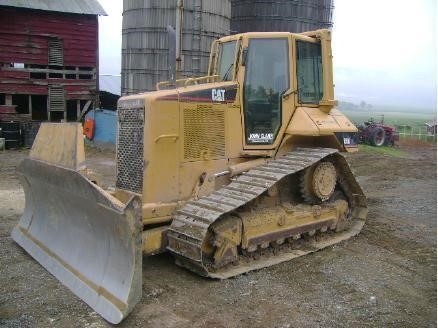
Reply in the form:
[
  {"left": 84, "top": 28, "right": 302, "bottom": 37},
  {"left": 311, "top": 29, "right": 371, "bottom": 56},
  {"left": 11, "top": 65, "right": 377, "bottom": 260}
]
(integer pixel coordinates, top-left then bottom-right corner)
[
  {"left": 97, "top": 0, "right": 437, "bottom": 110},
  {"left": 332, "top": 0, "right": 436, "bottom": 109}
]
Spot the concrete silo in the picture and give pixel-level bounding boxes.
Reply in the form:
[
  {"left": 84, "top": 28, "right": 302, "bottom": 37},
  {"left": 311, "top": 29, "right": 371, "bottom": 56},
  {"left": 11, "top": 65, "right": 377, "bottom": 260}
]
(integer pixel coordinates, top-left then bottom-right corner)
[
  {"left": 231, "top": 0, "right": 334, "bottom": 33},
  {"left": 122, "top": 0, "right": 231, "bottom": 95}
]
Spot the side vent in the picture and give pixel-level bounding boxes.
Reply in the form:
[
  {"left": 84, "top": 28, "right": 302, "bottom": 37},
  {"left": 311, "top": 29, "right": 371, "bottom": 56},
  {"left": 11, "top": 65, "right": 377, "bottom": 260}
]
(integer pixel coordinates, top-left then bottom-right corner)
[{"left": 184, "top": 105, "right": 225, "bottom": 161}]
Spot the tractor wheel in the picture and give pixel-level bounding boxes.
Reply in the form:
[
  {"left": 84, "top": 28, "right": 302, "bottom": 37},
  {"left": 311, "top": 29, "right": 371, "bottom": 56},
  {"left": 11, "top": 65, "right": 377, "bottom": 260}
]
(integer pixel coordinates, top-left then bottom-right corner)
[{"left": 370, "top": 126, "right": 385, "bottom": 147}]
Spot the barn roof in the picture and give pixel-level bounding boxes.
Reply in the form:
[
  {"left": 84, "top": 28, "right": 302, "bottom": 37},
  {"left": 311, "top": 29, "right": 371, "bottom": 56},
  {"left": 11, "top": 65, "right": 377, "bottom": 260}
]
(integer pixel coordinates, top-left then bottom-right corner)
[{"left": 0, "top": 0, "right": 106, "bottom": 15}]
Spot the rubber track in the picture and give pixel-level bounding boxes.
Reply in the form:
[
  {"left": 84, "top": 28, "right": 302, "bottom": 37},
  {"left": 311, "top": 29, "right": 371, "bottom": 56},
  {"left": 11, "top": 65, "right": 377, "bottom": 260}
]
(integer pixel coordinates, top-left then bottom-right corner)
[{"left": 167, "top": 147, "right": 367, "bottom": 278}]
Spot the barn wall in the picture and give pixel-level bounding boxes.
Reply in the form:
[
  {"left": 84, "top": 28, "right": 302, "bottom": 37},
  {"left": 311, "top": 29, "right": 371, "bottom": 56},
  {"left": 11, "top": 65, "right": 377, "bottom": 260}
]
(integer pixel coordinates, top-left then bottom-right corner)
[
  {"left": 0, "top": 6, "right": 99, "bottom": 121},
  {"left": 0, "top": 7, "right": 97, "bottom": 66}
]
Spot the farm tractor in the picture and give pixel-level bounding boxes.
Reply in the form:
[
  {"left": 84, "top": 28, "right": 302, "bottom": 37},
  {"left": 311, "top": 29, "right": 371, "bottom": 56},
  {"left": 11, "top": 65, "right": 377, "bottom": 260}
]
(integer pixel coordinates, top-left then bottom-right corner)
[{"left": 356, "top": 116, "right": 399, "bottom": 147}]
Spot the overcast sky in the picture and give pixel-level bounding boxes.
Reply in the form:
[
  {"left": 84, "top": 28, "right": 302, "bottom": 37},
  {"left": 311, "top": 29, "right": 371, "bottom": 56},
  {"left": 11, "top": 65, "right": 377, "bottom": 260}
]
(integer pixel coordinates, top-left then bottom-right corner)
[{"left": 97, "top": 0, "right": 436, "bottom": 110}]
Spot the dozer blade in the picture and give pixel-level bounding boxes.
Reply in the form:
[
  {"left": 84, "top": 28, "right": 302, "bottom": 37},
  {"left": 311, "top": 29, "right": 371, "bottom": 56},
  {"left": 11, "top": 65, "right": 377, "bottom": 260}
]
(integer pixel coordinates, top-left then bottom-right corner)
[{"left": 11, "top": 123, "right": 143, "bottom": 324}]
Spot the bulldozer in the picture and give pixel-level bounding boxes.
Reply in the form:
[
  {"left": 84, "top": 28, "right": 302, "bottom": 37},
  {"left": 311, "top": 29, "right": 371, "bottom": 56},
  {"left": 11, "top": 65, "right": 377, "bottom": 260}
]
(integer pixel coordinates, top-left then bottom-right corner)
[{"left": 12, "top": 29, "right": 367, "bottom": 324}]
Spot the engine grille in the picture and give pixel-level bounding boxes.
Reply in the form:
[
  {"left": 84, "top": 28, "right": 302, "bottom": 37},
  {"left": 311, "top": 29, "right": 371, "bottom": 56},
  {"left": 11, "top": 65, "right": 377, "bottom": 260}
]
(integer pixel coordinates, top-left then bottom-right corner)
[
  {"left": 116, "top": 107, "right": 144, "bottom": 194},
  {"left": 184, "top": 105, "right": 225, "bottom": 161}
]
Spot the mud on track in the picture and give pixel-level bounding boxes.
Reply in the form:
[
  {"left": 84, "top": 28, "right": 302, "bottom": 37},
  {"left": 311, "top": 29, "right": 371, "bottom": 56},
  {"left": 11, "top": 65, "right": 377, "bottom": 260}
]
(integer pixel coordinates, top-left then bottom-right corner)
[{"left": 0, "top": 143, "right": 436, "bottom": 328}]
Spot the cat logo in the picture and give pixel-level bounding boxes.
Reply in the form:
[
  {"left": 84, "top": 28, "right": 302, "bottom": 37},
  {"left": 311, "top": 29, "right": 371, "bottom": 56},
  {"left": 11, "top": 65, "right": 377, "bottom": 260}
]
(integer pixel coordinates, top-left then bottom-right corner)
[{"left": 211, "top": 88, "right": 225, "bottom": 102}]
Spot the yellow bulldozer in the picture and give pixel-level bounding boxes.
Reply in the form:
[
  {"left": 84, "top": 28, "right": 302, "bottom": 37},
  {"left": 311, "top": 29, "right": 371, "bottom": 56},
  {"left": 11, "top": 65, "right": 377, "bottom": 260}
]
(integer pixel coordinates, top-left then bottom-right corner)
[{"left": 12, "top": 29, "right": 367, "bottom": 323}]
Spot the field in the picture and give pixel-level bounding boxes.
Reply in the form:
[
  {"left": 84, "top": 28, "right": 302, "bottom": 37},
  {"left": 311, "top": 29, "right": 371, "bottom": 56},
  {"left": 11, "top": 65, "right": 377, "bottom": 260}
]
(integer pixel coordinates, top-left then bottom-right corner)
[
  {"left": 343, "top": 110, "right": 434, "bottom": 128},
  {"left": 342, "top": 108, "right": 437, "bottom": 143},
  {"left": 0, "top": 140, "right": 436, "bottom": 327}
]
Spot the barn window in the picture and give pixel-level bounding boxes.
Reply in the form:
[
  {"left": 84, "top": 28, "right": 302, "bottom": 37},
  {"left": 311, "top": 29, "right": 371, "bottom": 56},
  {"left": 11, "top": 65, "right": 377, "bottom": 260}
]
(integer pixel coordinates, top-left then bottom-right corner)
[
  {"left": 48, "top": 38, "right": 64, "bottom": 66},
  {"left": 30, "top": 64, "right": 47, "bottom": 79},
  {"left": 79, "top": 67, "right": 94, "bottom": 80},
  {"left": 65, "top": 66, "right": 76, "bottom": 79},
  {"left": 48, "top": 66, "right": 63, "bottom": 79}
]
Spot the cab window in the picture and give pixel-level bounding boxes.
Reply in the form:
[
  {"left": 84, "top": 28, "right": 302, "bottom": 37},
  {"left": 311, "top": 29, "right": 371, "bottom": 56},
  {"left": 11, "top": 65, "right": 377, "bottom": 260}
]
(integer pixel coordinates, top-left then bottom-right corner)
[
  {"left": 296, "top": 41, "right": 323, "bottom": 104},
  {"left": 243, "top": 38, "right": 289, "bottom": 145},
  {"left": 217, "top": 41, "right": 237, "bottom": 81}
]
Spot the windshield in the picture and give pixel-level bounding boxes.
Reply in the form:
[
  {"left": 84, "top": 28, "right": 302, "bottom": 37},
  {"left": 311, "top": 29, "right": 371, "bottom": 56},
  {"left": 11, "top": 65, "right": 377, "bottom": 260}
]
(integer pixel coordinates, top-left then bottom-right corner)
[
  {"left": 296, "top": 41, "right": 323, "bottom": 104},
  {"left": 217, "top": 41, "right": 237, "bottom": 81}
]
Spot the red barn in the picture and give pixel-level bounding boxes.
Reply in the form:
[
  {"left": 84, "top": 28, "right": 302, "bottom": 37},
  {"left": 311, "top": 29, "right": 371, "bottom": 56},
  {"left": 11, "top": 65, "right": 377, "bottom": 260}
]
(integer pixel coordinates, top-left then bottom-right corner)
[{"left": 0, "top": 0, "right": 106, "bottom": 122}]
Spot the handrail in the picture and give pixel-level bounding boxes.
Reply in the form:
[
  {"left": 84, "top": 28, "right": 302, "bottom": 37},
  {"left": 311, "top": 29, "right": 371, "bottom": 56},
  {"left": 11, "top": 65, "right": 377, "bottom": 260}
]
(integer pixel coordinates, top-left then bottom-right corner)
[
  {"left": 154, "top": 134, "right": 179, "bottom": 143},
  {"left": 156, "top": 75, "right": 219, "bottom": 90}
]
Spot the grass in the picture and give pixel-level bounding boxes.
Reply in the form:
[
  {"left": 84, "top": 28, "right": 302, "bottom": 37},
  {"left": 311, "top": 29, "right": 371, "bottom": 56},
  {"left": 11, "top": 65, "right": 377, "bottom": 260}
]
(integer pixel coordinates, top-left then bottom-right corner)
[{"left": 359, "top": 144, "right": 407, "bottom": 158}]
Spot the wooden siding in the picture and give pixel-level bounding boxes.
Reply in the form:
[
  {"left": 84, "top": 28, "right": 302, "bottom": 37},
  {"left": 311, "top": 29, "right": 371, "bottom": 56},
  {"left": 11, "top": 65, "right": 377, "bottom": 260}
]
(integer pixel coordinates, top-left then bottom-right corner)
[
  {"left": 0, "top": 6, "right": 98, "bottom": 100},
  {"left": 0, "top": 7, "right": 97, "bottom": 66}
]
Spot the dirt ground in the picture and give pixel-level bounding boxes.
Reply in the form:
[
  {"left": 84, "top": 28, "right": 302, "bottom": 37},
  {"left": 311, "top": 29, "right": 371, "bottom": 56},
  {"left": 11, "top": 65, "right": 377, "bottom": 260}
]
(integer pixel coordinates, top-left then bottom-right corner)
[{"left": 0, "top": 142, "right": 436, "bottom": 328}]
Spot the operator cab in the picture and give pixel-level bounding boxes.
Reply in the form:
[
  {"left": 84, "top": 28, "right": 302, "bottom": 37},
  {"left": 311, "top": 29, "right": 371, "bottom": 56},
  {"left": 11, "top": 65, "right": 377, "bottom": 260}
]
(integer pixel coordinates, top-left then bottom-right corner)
[{"left": 211, "top": 31, "right": 331, "bottom": 149}]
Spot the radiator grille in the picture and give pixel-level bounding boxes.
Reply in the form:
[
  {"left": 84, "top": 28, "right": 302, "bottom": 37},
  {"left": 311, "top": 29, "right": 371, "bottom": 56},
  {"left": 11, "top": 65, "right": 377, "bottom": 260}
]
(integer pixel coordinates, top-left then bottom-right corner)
[
  {"left": 116, "top": 107, "right": 144, "bottom": 194},
  {"left": 184, "top": 105, "right": 225, "bottom": 161}
]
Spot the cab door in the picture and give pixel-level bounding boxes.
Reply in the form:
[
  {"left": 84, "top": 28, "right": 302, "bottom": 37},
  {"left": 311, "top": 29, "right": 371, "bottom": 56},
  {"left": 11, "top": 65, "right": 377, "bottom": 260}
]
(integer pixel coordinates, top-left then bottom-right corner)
[{"left": 242, "top": 37, "right": 290, "bottom": 148}]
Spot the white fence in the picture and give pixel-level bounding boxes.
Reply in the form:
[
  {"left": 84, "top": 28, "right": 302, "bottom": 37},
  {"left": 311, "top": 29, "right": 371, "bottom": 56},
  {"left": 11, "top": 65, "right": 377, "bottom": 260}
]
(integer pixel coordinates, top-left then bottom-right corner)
[{"left": 397, "top": 125, "right": 437, "bottom": 142}]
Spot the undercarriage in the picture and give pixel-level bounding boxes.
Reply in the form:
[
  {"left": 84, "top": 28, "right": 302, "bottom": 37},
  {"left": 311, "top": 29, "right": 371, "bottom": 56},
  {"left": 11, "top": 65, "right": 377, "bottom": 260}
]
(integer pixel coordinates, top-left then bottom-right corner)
[{"left": 167, "top": 147, "right": 368, "bottom": 278}]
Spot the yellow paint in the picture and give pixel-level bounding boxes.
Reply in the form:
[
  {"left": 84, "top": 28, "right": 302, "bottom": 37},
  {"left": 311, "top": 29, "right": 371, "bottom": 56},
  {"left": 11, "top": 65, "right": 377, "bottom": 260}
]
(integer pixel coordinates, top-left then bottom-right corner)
[
  {"left": 30, "top": 123, "right": 85, "bottom": 170},
  {"left": 142, "top": 226, "right": 167, "bottom": 256},
  {"left": 286, "top": 107, "right": 358, "bottom": 136}
]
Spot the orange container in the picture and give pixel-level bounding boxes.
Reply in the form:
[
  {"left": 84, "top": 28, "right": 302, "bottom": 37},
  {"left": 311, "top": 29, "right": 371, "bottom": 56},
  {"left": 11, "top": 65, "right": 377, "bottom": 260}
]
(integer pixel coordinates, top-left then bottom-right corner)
[{"left": 83, "top": 118, "right": 95, "bottom": 140}]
